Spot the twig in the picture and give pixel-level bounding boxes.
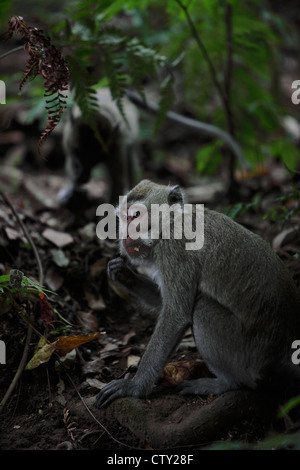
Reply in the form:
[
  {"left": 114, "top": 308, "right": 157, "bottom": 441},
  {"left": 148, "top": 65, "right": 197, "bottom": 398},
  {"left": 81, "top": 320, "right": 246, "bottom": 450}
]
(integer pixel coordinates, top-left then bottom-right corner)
[
  {"left": 0, "top": 45, "right": 24, "bottom": 61},
  {"left": 0, "top": 313, "right": 33, "bottom": 413},
  {"left": 64, "top": 369, "right": 143, "bottom": 450},
  {"left": 175, "top": 0, "right": 239, "bottom": 192},
  {"left": 0, "top": 191, "right": 44, "bottom": 413},
  {"left": 0, "top": 190, "right": 43, "bottom": 285},
  {"left": 224, "top": 3, "right": 234, "bottom": 116},
  {"left": 223, "top": 2, "right": 236, "bottom": 185},
  {"left": 175, "top": 0, "right": 228, "bottom": 119}
]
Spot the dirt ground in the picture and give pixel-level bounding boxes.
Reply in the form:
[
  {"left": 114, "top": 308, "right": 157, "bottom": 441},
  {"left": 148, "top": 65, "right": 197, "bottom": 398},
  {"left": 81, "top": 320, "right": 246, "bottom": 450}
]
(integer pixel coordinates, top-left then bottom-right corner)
[{"left": 0, "top": 158, "right": 300, "bottom": 450}]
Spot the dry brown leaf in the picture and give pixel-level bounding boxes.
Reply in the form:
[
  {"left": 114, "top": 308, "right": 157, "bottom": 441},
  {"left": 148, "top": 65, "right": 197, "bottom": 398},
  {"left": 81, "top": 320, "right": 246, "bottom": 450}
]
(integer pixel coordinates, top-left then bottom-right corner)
[
  {"left": 160, "top": 360, "right": 212, "bottom": 386},
  {"left": 77, "top": 310, "right": 99, "bottom": 332},
  {"left": 84, "top": 289, "right": 106, "bottom": 311},
  {"left": 56, "top": 332, "right": 100, "bottom": 356}
]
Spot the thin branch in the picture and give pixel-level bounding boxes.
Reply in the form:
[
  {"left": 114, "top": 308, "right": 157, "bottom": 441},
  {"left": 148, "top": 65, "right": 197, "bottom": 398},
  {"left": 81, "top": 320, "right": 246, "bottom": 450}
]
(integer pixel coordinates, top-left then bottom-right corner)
[
  {"left": 175, "top": 0, "right": 240, "bottom": 193},
  {"left": 175, "top": 0, "right": 237, "bottom": 137},
  {"left": 0, "top": 191, "right": 43, "bottom": 285},
  {"left": 0, "top": 313, "right": 33, "bottom": 413},
  {"left": 64, "top": 369, "right": 143, "bottom": 450},
  {"left": 224, "top": 2, "right": 235, "bottom": 136},
  {"left": 0, "top": 191, "right": 44, "bottom": 413},
  {"left": 223, "top": 1, "right": 236, "bottom": 185},
  {"left": 0, "top": 45, "right": 24, "bottom": 61},
  {"left": 175, "top": 0, "right": 227, "bottom": 113}
]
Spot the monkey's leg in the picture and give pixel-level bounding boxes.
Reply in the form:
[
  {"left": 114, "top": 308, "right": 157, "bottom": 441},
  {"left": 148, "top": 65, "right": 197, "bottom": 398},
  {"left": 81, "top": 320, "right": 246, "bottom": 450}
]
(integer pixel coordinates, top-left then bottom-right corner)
[
  {"left": 178, "top": 377, "right": 237, "bottom": 395},
  {"left": 108, "top": 257, "right": 162, "bottom": 311},
  {"left": 104, "top": 140, "right": 129, "bottom": 203},
  {"left": 59, "top": 150, "right": 92, "bottom": 204},
  {"left": 178, "top": 295, "right": 247, "bottom": 396}
]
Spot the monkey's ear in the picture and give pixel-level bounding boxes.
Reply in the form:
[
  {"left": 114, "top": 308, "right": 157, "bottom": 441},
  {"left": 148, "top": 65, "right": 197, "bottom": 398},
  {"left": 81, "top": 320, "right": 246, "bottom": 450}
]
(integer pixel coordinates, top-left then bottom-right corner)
[
  {"left": 168, "top": 185, "right": 184, "bottom": 206},
  {"left": 138, "top": 179, "right": 152, "bottom": 186}
]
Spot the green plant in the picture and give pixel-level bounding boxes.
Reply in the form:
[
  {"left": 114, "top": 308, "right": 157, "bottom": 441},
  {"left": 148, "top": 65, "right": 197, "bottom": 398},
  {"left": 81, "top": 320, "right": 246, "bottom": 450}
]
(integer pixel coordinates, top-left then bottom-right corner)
[
  {"left": 223, "top": 193, "right": 261, "bottom": 219},
  {"left": 119, "top": 0, "right": 300, "bottom": 174},
  {"left": 0, "top": 269, "right": 52, "bottom": 316},
  {"left": 3, "top": 16, "right": 69, "bottom": 151},
  {"left": 278, "top": 394, "right": 300, "bottom": 418},
  {"left": 263, "top": 186, "right": 300, "bottom": 225},
  {"left": 2, "top": 0, "right": 300, "bottom": 174},
  {"left": 52, "top": 1, "right": 172, "bottom": 139}
]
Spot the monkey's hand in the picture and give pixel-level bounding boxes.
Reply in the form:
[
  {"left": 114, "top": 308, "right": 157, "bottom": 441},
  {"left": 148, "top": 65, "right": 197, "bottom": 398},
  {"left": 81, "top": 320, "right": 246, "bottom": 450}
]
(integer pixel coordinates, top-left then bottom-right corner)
[
  {"left": 107, "top": 257, "right": 124, "bottom": 281},
  {"left": 95, "top": 378, "right": 141, "bottom": 408},
  {"left": 107, "top": 258, "right": 162, "bottom": 313},
  {"left": 107, "top": 257, "right": 132, "bottom": 283}
]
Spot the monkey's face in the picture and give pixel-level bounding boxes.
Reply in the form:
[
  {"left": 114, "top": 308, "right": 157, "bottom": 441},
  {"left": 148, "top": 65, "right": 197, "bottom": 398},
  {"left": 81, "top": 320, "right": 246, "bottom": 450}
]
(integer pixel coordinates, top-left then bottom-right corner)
[{"left": 118, "top": 202, "right": 152, "bottom": 260}]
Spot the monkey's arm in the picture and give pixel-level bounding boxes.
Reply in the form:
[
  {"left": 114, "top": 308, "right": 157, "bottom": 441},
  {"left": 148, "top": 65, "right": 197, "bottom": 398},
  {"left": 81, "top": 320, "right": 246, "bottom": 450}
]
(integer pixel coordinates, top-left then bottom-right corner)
[
  {"left": 108, "top": 257, "right": 162, "bottom": 311},
  {"left": 95, "top": 307, "right": 190, "bottom": 408},
  {"left": 96, "top": 253, "right": 196, "bottom": 409}
]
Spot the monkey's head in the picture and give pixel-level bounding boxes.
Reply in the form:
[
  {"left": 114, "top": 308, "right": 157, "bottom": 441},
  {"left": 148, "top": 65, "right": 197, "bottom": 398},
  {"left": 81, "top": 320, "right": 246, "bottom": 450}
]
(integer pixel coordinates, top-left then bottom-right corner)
[{"left": 117, "top": 180, "right": 184, "bottom": 263}]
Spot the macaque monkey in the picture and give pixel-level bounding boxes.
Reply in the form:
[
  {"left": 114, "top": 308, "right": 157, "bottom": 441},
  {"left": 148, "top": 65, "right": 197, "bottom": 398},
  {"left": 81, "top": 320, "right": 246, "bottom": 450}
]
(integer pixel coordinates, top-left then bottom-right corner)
[
  {"left": 60, "top": 88, "right": 249, "bottom": 206},
  {"left": 59, "top": 87, "right": 139, "bottom": 204},
  {"left": 95, "top": 180, "right": 300, "bottom": 408}
]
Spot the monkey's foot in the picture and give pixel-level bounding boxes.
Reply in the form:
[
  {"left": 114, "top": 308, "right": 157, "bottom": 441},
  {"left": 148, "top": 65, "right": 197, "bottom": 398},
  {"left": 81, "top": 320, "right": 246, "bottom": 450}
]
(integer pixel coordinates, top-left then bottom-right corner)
[
  {"left": 177, "top": 378, "right": 235, "bottom": 396},
  {"left": 95, "top": 378, "right": 141, "bottom": 408}
]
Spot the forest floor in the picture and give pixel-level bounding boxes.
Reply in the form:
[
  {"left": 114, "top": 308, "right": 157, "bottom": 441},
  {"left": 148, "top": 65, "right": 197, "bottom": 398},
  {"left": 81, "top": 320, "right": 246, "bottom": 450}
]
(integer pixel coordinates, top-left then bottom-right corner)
[{"left": 0, "top": 153, "right": 300, "bottom": 450}]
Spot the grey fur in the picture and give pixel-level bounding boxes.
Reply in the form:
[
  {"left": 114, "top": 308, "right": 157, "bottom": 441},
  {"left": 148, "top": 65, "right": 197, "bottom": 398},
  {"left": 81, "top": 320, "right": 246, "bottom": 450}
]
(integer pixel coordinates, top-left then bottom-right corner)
[
  {"left": 95, "top": 180, "right": 300, "bottom": 408},
  {"left": 59, "top": 87, "right": 139, "bottom": 204}
]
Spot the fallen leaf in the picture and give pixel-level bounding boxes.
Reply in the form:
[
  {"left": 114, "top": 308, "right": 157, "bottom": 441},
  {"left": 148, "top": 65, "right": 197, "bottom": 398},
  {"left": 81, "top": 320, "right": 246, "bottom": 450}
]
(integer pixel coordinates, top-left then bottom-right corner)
[
  {"left": 78, "top": 223, "right": 96, "bottom": 242},
  {"left": 5, "top": 227, "right": 26, "bottom": 243},
  {"left": 82, "top": 358, "right": 105, "bottom": 375},
  {"left": 84, "top": 289, "right": 106, "bottom": 311},
  {"left": 77, "top": 310, "right": 99, "bottom": 332},
  {"left": 160, "top": 360, "right": 213, "bottom": 386},
  {"left": 55, "top": 349, "right": 77, "bottom": 371},
  {"left": 42, "top": 228, "right": 73, "bottom": 248},
  {"left": 120, "top": 329, "right": 136, "bottom": 346},
  {"left": 127, "top": 355, "right": 140, "bottom": 368},
  {"left": 56, "top": 332, "right": 100, "bottom": 356},
  {"left": 45, "top": 265, "right": 64, "bottom": 291},
  {"left": 86, "top": 378, "right": 107, "bottom": 390},
  {"left": 99, "top": 342, "right": 119, "bottom": 359},
  {"left": 26, "top": 338, "right": 58, "bottom": 370},
  {"left": 51, "top": 249, "right": 70, "bottom": 267}
]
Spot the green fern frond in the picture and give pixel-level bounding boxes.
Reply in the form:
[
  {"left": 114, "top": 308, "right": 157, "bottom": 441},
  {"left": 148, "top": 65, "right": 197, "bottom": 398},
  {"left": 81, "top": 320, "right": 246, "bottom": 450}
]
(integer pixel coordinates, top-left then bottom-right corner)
[{"left": 68, "top": 55, "right": 107, "bottom": 150}]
